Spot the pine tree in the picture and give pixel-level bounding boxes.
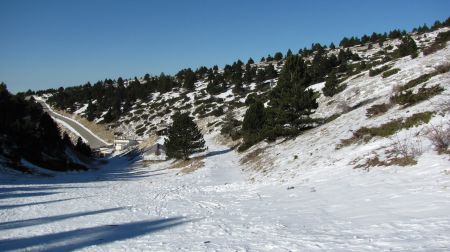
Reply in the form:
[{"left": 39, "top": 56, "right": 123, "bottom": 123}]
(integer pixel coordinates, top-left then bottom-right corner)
[
  {"left": 85, "top": 100, "right": 96, "bottom": 121},
  {"left": 322, "top": 71, "right": 343, "bottom": 97},
  {"left": 221, "top": 109, "right": 241, "bottom": 138},
  {"left": 274, "top": 52, "right": 283, "bottom": 61},
  {"left": 242, "top": 101, "right": 266, "bottom": 134},
  {"left": 62, "top": 132, "right": 73, "bottom": 147},
  {"left": 75, "top": 137, "right": 92, "bottom": 157},
  {"left": 286, "top": 49, "right": 293, "bottom": 58},
  {"left": 165, "top": 112, "right": 206, "bottom": 160},
  {"left": 396, "top": 35, "right": 418, "bottom": 58}
]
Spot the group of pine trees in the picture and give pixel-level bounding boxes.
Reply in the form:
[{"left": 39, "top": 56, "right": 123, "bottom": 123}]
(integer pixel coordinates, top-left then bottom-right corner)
[
  {"left": 20, "top": 16, "right": 450, "bottom": 156},
  {"left": 339, "top": 17, "right": 450, "bottom": 48},
  {"left": 0, "top": 83, "right": 92, "bottom": 172}
]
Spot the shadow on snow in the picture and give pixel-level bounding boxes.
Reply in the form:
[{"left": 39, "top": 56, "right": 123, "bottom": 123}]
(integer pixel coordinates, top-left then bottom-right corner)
[
  {"left": 0, "top": 207, "right": 124, "bottom": 231},
  {"left": 0, "top": 149, "right": 166, "bottom": 185},
  {"left": 0, "top": 217, "right": 188, "bottom": 251}
]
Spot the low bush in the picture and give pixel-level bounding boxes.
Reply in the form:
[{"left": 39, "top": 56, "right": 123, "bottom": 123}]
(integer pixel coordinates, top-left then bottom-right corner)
[
  {"left": 390, "top": 85, "right": 444, "bottom": 107},
  {"left": 398, "top": 73, "right": 433, "bottom": 92},
  {"left": 366, "top": 103, "right": 393, "bottom": 118},
  {"left": 424, "top": 123, "right": 450, "bottom": 154},
  {"left": 369, "top": 65, "right": 392, "bottom": 77},
  {"left": 382, "top": 68, "right": 400, "bottom": 78},
  {"left": 339, "top": 112, "right": 433, "bottom": 147},
  {"left": 423, "top": 30, "right": 450, "bottom": 56}
]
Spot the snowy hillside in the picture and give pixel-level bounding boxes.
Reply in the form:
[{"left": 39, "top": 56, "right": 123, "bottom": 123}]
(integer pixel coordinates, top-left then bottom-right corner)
[{"left": 2, "top": 27, "right": 450, "bottom": 251}]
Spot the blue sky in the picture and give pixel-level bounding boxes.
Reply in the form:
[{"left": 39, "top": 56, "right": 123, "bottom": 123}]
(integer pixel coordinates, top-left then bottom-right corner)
[{"left": 1, "top": 0, "right": 449, "bottom": 93}]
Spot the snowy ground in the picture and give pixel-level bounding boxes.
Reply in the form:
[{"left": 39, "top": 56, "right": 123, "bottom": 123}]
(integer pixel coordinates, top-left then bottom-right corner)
[
  {"left": 1, "top": 132, "right": 450, "bottom": 251},
  {"left": 2, "top": 30, "right": 450, "bottom": 251}
]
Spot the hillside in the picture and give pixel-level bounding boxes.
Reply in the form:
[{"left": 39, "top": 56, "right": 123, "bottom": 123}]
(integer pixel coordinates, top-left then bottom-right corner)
[{"left": 2, "top": 20, "right": 450, "bottom": 251}]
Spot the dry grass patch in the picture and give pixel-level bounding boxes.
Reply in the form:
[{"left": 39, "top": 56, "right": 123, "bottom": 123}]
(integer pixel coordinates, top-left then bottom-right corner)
[
  {"left": 366, "top": 103, "right": 393, "bottom": 118},
  {"left": 55, "top": 108, "right": 115, "bottom": 143},
  {"left": 354, "top": 155, "right": 417, "bottom": 171},
  {"left": 339, "top": 112, "right": 433, "bottom": 147},
  {"left": 240, "top": 146, "right": 273, "bottom": 174},
  {"left": 170, "top": 156, "right": 205, "bottom": 174}
]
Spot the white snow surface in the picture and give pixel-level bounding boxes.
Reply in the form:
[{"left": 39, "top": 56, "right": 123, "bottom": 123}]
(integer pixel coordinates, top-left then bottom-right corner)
[
  {"left": 1, "top": 129, "right": 450, "bottom": 251},
  {"left": 2, "top": 31, "right": 450, "bottom": 251}
]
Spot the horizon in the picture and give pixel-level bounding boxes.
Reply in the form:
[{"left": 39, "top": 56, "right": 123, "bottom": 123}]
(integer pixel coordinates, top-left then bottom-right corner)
[{"left": 1, "top": 0, "right": 449, "bottom": 93}]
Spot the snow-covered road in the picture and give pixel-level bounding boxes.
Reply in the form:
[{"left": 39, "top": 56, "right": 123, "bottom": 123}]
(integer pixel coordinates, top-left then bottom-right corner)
[{"left": 1, "top": 135, "right": 450, "bottom": 251}]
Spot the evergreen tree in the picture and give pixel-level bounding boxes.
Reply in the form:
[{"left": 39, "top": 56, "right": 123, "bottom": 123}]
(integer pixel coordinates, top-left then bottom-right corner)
[
  {"left": 75, "top": 137, "right": 92, "bottom": 157},
  {"left": 329, "top": 42, "right": 336, "bottom": 49},
  {"left": 221, "top": 110, "right": 241, "bottom": 138},
  {"left": 322, "top": 71, "right": 344, "bottom": 97},
  {"left": 242, "top": 101, "right": 266, "bottom": 134},
  {"left": 274, "top": 52, "right": 283, "bottom": 61},
  {"left": 286, "top": 49, "right": 293, "bottom": 58},
  {"left": 62, "top": 132, "right": 73, "bottom": 147},
  {"left": 396, "top": 35, "right": 418, "bottom": 58},
  {"left": 165, "top": 112, "right": 206, "bottom": 160},
  {"left": 85, "top": 100, "right": 97, "bottom": 121},
  {"left": 247, "top": 57, "right": 255, "bottom": 65}
]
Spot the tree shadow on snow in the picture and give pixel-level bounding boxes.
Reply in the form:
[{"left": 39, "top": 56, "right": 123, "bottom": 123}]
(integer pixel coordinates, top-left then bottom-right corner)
[
  {"left": 0, "top": 217, "right": 189, "bottom": 252},
  {"left": 0, "top": 207, "right": 124, "bottom": 231},
  {"left": 0, "top": 197, "right": 83, "bottom": 210},
  {"left": 0, "top": 149, "right": 166, "bottom": 185}
]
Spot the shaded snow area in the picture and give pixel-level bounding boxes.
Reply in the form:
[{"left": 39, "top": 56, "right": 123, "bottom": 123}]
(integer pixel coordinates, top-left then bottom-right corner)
[{"left": 1, "top": 132, "right": 450, "bottom": 251}]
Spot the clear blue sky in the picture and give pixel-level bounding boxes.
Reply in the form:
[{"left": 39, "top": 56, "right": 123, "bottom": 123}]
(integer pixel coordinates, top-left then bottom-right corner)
[{"left": 1, "top": 0, "right": 449, "bottom": 93}]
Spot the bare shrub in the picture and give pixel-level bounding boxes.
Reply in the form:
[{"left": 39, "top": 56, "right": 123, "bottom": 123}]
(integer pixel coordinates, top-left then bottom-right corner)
[
  {"left": 390, "top": 134, "right": 424, "bottom": 158},
  {"left": 423, "top": 123, "right": 450, "bottom": 153}
]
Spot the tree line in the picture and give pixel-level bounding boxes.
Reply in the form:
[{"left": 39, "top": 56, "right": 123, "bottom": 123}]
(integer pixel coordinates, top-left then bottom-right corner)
[{"left": 0, "top": 83, "right": 92, "bottom": 172}]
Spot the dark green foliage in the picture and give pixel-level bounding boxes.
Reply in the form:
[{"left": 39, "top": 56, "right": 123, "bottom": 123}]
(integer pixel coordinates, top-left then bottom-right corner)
[
  {"left": 221, "top": 110, "right": 241, "bottom": 140},
  {"left": 85, "top": 100, "right": 97, "bottom": 121},
  {"left": 264, "top": 64, "right": 278, "bottom": 79},
  {"left": 165, "top": 112, "right": 206, "bottom": 160},
  {"left": 390, "top": 85, "right": 444, "bottom": 107},
  {"left": 240, "top": 101, "right": 266, "bottom": 151},
  {"left": 381, "top": 68, "right": 400, "bottom": 78},
  {"left": 395, "top": 35, "right": 418, "bottom": 58},
  {"left": 274, "top": 52, "right": 283, "bottom": 61},
  {"left": 369, "top": 65, "right": 392, "bottom": 77},
  {"left": 206, "top": 72, "right": 227, "bottom": 95},
  {"left": 176, "top": 68, "right": 197, "bottom": 90},
  {"left": 339, "top": 36, "right": 361, "bottom": 48},
  {"left": 0, "top": 84, "right": 88, "bottom": 171},
  {"left": 398, "top": 73, "right": 434, "bottom": 92},
  {"left": 423, "top": 30, "right": 450, "bottom": 55},
  {"left": 286, "top": 49, "right": 293, "bottom": 58},
  {"left": 322, "top": 71, "right": 345, "bottom": 97},
  {"left": 75, "top": 137, "right": 92, "bottom": 157},
  {"left": 242, "top": 101, "right": 266, "bottom": 134}
]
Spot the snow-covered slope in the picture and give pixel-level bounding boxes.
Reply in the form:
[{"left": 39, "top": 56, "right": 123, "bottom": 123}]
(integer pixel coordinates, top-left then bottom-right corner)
[{"left": 2, "top": 28, "right": 450, "bottom": 251}]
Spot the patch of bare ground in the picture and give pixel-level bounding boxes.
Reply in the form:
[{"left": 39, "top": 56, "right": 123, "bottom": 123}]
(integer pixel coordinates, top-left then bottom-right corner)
[
  {"left": 240, "top": 146, "right": 274, "bottom": 174},
  {"left": 170, "top": 156, "right": 205, "bottom": 174}
]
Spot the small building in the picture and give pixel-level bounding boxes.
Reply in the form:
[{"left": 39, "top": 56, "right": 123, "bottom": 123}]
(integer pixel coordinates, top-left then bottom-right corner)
[{"left": 114, "top": 139, "right": 139, "bottom": 151}]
